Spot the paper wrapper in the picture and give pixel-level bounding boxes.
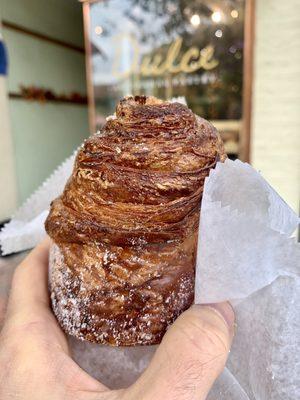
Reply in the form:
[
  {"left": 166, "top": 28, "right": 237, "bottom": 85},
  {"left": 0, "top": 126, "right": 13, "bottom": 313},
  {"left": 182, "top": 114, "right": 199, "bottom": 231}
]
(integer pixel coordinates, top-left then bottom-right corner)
[
  {"left": 195, "top": 160, "right": 300, "bottom": 400},
  {"left": 1, "top": 157, "right": 299, "bottom": 399}
]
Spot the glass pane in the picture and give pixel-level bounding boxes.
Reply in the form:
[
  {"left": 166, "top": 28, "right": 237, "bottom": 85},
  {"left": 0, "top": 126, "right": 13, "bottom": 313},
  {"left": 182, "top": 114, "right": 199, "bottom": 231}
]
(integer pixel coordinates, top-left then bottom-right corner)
[{"left": 89, "top": 0, "right": 245, "bottom": 157}]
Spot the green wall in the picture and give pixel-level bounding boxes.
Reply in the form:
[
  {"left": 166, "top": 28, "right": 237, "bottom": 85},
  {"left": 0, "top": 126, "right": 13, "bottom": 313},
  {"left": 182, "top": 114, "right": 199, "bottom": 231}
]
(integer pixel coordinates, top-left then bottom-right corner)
[
  {"left": 1, "top": 0, "right": 84, "bottom": 47},
  {"left": 10, "top": 102, "right": 87, "bottom": 202},
  {"left": 1, "top": 0, "right": 88, "bottom": 205},
  {"left": 4, "top": 28, "right": 87, "bottom": 94}
]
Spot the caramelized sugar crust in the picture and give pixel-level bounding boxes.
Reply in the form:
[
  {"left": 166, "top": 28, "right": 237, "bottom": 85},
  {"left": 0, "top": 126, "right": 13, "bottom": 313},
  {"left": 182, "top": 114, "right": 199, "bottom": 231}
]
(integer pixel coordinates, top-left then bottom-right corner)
[{"left": 45, "top": 96, "right": 225, "bottom": 345}]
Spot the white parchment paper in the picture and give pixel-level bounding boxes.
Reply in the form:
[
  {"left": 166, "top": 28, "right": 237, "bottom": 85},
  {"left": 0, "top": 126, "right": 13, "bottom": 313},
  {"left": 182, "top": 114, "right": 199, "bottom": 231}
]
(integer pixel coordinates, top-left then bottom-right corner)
[
  {"left": 195, "top": 159, "right": 299, "bottom": 304},
  {"left": 0, "top": 156, "right": 299, "bottom": 399},
  {"left": 195, "top": 159, "right": 300, "bottom": 399}
]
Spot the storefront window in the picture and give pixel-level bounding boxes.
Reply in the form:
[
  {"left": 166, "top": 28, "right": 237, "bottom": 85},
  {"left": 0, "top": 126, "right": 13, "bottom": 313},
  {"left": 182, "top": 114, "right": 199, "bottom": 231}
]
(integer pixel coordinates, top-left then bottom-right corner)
[{"left": 85, "top": 0, "right": 246, "bottom": 158}]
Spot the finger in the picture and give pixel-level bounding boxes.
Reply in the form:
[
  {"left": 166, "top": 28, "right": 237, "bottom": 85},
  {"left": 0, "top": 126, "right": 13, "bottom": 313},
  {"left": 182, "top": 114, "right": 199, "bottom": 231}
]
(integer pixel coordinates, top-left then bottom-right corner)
[
  {"left": 2, "top": 240, "right": 114, "bottom": 395},
  {"left": 7, "top": 238, "right": 51, "bottom": 315},
  {"left": 128, "top": 303, "right": 235, "bottom": 400},
  {"left": 3, "top": 238, "right": 71, "bottom": 353}
]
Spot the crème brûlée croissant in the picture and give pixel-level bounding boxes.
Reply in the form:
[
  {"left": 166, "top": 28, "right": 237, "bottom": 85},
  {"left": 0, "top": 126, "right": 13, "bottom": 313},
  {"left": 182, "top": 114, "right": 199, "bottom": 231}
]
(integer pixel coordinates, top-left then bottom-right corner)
[{"left": 45, "top": 95, "right": 226, "bottom": 346}]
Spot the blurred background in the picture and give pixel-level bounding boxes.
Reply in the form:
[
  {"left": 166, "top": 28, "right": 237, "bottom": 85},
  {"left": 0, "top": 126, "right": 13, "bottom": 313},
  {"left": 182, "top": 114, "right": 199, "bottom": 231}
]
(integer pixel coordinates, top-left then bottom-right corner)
[{"left": 0, "top": 0, "right": 299, "bottom": 224}]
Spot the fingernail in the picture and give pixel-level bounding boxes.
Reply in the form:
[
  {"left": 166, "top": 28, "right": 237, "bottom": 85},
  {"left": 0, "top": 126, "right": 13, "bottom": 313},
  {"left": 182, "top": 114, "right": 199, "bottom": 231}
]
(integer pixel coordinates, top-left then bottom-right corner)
[{"left": 204, "top": 302, "right": 235, "bottom": 331}]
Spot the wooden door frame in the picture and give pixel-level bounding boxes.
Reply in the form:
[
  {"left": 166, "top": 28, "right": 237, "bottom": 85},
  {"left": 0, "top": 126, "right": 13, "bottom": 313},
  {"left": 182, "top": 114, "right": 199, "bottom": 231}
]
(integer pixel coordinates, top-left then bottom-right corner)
[
  {"left": 241, "top": 0, "right": 255, "bottom": 162},
  {"left": 82, "top": 1, "right": 96, "bottom": 133}
]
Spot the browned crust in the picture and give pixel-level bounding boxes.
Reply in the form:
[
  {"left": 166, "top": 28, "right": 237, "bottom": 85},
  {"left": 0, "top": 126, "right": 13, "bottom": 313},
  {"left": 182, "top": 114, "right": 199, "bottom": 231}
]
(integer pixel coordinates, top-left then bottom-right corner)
[{"left": 45, "top": 95, "right": 225, "bottom": 345}]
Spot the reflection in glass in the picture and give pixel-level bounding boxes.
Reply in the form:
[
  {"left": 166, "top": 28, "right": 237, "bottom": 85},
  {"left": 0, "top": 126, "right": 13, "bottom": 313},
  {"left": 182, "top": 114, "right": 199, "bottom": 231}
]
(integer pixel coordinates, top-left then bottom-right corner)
[{"left": 88, "top": 0, "right": 245, "bottom": 157}]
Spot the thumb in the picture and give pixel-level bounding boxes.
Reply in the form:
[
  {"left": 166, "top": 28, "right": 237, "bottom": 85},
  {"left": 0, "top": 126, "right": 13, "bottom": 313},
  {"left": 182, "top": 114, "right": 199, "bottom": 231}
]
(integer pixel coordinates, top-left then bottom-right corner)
[{"left": 128, "top": 303, "right": 234, "bottom": 400}]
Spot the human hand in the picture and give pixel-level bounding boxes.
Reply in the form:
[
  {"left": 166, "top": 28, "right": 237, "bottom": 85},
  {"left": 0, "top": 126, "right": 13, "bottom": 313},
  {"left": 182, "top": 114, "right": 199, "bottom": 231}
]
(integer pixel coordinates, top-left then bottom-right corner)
[{"left": 0, "top": 239, "right": 234, "bottom": 400}]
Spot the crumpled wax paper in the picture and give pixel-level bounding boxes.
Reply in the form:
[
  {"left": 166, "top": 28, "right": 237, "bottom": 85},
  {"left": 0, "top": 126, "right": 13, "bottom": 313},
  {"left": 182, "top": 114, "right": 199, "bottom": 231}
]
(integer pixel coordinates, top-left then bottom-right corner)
[
  {"left": 195, "top": 159, "right": 300, "bottom": 400},
  {"left": 0, "top": 154, "right": 299, "bottom": 399}
]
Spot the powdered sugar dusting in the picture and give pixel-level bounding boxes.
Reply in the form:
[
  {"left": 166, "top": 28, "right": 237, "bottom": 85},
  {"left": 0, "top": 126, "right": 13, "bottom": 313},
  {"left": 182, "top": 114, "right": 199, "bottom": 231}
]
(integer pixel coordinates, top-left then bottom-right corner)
[{"left": 49, "top": 242, "right": 194, "bottom": 345}]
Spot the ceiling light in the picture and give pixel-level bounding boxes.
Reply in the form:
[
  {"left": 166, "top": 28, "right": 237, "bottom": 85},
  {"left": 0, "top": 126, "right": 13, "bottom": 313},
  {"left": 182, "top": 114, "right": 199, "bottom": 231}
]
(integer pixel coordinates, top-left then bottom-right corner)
[
  {"left": 211, "top": 11, "right": 222, "bottom": 23},
  {"left": 190, "top": 14, "right": 201, "bottom": 26},
  {"left": 231, "top": 10, "right": 239, "bottom": 18},
  {"left": 95, "top": 26, "right": 103, "bottom": 35},
  {"left": 215, "top": 29, "right": 223, "bottom": 38}
]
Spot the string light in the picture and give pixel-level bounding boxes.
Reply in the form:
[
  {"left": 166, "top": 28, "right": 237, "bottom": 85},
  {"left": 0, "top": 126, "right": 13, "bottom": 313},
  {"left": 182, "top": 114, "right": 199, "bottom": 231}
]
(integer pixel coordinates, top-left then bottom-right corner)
[
  {"left": 95, "top": 26, "right": 103, "bottom": 35},
  {"left": 215, "top": 29, "right": 223, "bottom": 38},
  {"left": 190, "top": 14, "right": 201, "bottom": 27},
  {"left": 231, "top": 9, "right": 239, "bottom": 18},
  {"left": 211, "top": 11, "right": 222, "bottom": 23}
]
